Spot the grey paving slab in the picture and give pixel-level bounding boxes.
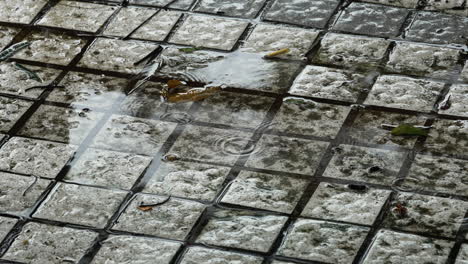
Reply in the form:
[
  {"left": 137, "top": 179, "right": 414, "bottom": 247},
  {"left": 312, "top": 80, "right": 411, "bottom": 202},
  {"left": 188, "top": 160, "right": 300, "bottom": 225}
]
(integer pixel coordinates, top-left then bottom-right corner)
[
  {"left": 439, "top": 84, "right": 468, "bottom": 117},
  {"left": 132, "top": 10, "right": 182, "bottom": 41},
  {"left": 423, "top": 119, "right": 468, "bottom": 156},
  {"left": 104, "top": 6, "right": 157, "bottom": 37},
  {"left": 130, "top": 0, "right": 195, "bottom": 9},
  {"left": 456, "top": 244, "right": 468, "bottom": 264},
  {"left": 0, "top": 96, "right": 33, "bottom": 132},
  {"left": 180, "top": 246, "right": 264, "bottom": 264},
  {"left": 195, "top": 0, "right": 266, "bottom": 18},
  {"left": 461, "top": 63, "right": 468, "bottom": 82},
  {"left": 0, "top": 216, "right": 17, "bottom": 242},
  {"left": 0, "top": 0, "right": 48, "bottom": 24},
  {"left": 360, "top": 0, "right": 419, "bottom": 8},
  {"left": 0, "top": 26, "right": 20, "bottom": 49}
]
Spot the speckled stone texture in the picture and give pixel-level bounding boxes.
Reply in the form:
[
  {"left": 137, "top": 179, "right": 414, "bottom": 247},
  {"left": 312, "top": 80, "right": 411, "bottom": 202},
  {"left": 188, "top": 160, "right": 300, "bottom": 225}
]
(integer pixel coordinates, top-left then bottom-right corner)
[
  {"left": 78, "top": 38, "right": 159, "bottom": 74},
  {"left": 92, "top": 236, "right": 181, "bottom": 264},
  {"left": 289, "top": 65, "right": 371, "bottom": 102},
  {"left": 302, "top": 182, "right": 390, "bottom": 225},
  {"left": 439, "top": 84, "right": 468, "bottom": 117},
  {"left": 104, "top": 7, "right": 157, "bottom": 37},
  {"left": 13, "top": 31, "right": 86, "bottom": 65},
  {"left": 365, "top": 75, "right": 445, "bottom": 112},
  {"left": 360, "top": 0, "right": 418, "bottom": 8},
  {"left": 333, "top": 2, "right": 409, "bottom": 37},
  {"left": 130, "top": 0, "right": 195, "bottom": 9},
  {"left": 144, "top": 160, "right": 230, "bottom": 201},
  {"left": 113, "top": 194, "right": 206, "bottom": 239},
  {"left": 0, "top": 97, "right": 32, "bottom": 132},
  {"left": 264, "top": 0, "right": 340, "bottom": 28},
  {"left": 363, "top": 230, "right": 453, "bottom": 263},
  {"left": 221, "top": 170, "right": 308, "bottom": 213},
  {"left": 195, "top": 0, "right": 266, "bottom": 18},
  {"left": 19, "top": 105, "right": 103, "bottom": 144},
  {"left": 2, "top": 222, "right": 97, "bottom": 264},
  {"left": 197, "top": 210, "right": 287, "bottom": 252},
  {"left": 241, "top": 24, "right": 319, "bottom": 60},
  {"left": 0, "top": 62, "right": 61, "bottom": 98},
  {"left": 0, "top": 216, "right": 17, "bottom": 241},
  {"left": 0, "top": 137, "right": 76, "bottom": 178},
  {"left": 314, "top": 33, "right": 391, "bottom": 69},
  {"left": 279, "top": 219, "right": 369, "bottom": 263},
  {"left": 461, "top": 63, "right": 468, "bottom": 82},
  {"left": 456, "top": 244, "right": 468, "bottom": 264},
  {"left": 271, "top": 97, "right": 350, "bottom": 139},
  {"left": 170, "top": 15, "right": 248, "bottom": 50},
  {"left": 65, "top": 148, "right": 152, "bottom": 189},
  {"left": 180, "top": 246, "right": 264, "bottom": 264},
  {"left": 37, "top": 1, "right": 117, "bottom": 32},
  {"left": 323, "top": 144, "right": 406, "bottom": 185},
  {"left": 34, "top": 183, "right": 127, "bottom": 228},
  {"left": 424, "top": 119, "right": 468, "bottom": 157},
  {"left": 132, "top": 10, "right": 182, "bottom": 41},
  {"left": 0, "top": 0, "right": 48, "bottom": 24},
  {"left": 0, "top": 26, "right": 19, "bottom": 48}
]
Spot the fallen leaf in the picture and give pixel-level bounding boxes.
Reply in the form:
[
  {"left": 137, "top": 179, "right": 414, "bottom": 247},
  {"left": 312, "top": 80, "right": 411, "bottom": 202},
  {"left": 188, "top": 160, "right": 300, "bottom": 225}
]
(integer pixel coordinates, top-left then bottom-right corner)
[
  {"left": 264, "top": 48, "right": 290, "bottom": 58},
  {"left": 167, "top": 79, "right": 183, "bottom": 89},
  {"left": 391, "top": 124, "right": 429, "bottom": 136},
  {"left": 179, "top": 47, "right": 203, "bottom": 53}
]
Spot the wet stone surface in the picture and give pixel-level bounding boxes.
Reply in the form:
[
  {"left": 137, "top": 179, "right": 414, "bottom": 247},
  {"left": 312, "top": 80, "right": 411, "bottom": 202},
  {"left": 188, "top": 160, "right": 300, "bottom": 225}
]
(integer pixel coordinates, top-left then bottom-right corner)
[
  {"left": 0, "top": 96, "right": 33, "bottom": 132},
  {"left": 104, "top": 6, "right": 157, "bottom": 38},
  {"left": 2, "top": 222, "right": 96, "bottom": 264},
  {"left": 0, "top": 137, "right": 76, "bottom": 178},
  {"left": 92, "top": 235, "right": 181, "bottom": 264},
  {"left": 333, "top": 2, "right": 409, "bottom": 38},
  {"left": 302, "top": 182, "right": 391, "bottom": 225},
  {"left": 0, "top": 26, "right": 20, "bottom": 48},
  {"left": 271, "top": 97, "right": 349, "bottom": 139},
  {"left": 195, "top": 0, "right": 266, "bottom": 18},
  {"left": 0, "top": 0, "right": 48, "bottom": 24},
  {"left": 131, "top": 10, "right": 182, "bottom": 41},
  {"left": 0, "top": 216, "right": 17, "bottom": 241},
  {"left": 221, "top": 170, "right": 309, "bottom": 213},
  {"left": 363, "top": 229, "right": 453, "bottom": 263},
  {"left": 423, "top": 119, "right": 468, "bottom": 157},
  {"left": 278, "top": 219, "right": 369, "bottom": 263},
  {"left": 196, "top": 210, "right": 288, "bottom": 252},
  {"left": 144, "top": 160, "right": 230, "bottom": 201},
  {"left": 360, "top": 0, "right": 419, "bottom": 8},
  {"left": 323, "top": 144, "right": 406, "bottom": 185},
  {"left": 180, "top": 246, "right": 263, "bottom": 264},
  {"left": 129, "top": 0, "right": 195, "bottom": 9},
  {"left": 439, "top": 84, "right": 468, "bottom": 117},
  {"left": 461, "top": 63, "right": 468, "bottom": 82},
  {"left": 264, "top": 0, "right": 340, "bottom": 28}
]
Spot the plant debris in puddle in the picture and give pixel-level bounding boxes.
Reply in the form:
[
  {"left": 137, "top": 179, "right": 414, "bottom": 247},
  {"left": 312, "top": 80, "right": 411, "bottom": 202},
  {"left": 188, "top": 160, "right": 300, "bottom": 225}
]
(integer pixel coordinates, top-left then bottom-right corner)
[
  {"left": 162, "top": 153, "right": 180, "bottom": 162},
  {"left": 393, "top": 202, "right": 408, "bottom": 218},
  {"left": 263, "top": 48, "right": 290, "bottom": 59},
  {"left": 382, "top": 124, "right": 430, "bottom": 136},
  {"left": 161, "top": 80, "right": 222, "bottom": 103},
  {"left": 0, "top": 41, "right": 30, "bottom": 62},
  {"left": 178, "top": 47, "right": 204, "bottom": 53},
  {"left": 14, "top": 63, "right": 43, "bottom": 83},
  {"left": 137, "top": 196, "right": 171, "bottom": 212}
]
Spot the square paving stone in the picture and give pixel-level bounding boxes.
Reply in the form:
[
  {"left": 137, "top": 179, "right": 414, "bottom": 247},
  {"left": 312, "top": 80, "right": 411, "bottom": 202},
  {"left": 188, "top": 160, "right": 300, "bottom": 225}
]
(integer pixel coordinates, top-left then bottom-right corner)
[
  {"left": 169, "top": 125, "right": 253, "bottom": 165},
  {"left": 0, "top": 137, "right": 76, "bottom": 178},
  {"left": 104, "top": 6, "right": 157, "bottom": 37},
  {"left": 364, "top": 75, "right": 445, "bottom": 112},
  {"left": 439, "top": 84, "right": 468, "bottom": 117},
  {"left": 119, "top": 81, "right": 193, "bottom": 120},
  {"left": 384, "top": 193, "right": 468, "bottom": 237},
  {"left": 461, "top": 63, "right": 468, "bottom": 82},
  {"left": 423, "top": 0, "right": 465, "bottom": 11},
  {"left": 92, "top": 235, "right": 181, "bottom": 264},
  {"left": 405, "top": 12, "right": 468, "bottom": 45},
  {"left": 65, "top": 148, "right": 152, "bottom": 190},
  {"left": 221, "top": 170, "right": 309, "bottom": 213},
  {"left": 92, "top": 114, "right": 176, "bottom": 156},
  {"left": 113, "top": 194, "right": 206, "bottom": 240},
  {"left": 78, "top": 38, "right": 159, "bottom": 74},
  {"left": 363, "top": 229, "right": 453, "bottom": 264},
  {"left": 144, "top": 160, "right": 230, "bottom": 201},
  {"left": 156, "top": 47, "right": 303, "bottom": 94},
  {"left": 2, "top": 222, "right": 96, "bottom": 264},
  {"left": 333, "top": 2, "right": 409, "bottom": 38},
  {"left": 131, "top": 10, "right": 182, "bottom": 41},
  {"left": 0, "top": 62, "right": 61, "bottom": 98},
  {"left": 180, "top": 246, "right": 263, "bottom": 264},
  {"left": 196, "top": 210, "right": 288, "bottom": 252},
  {"left": 360, "top": 0, "right": 419, "bottom": 8},
  {"left": 194, "top": 91, "right": 274, "bottom": 128},
  {"left": 130, "top": 0, "right": 195, "bottom": 9},
  {"left": 37, "top": 1, "right": 117, "bottom": 33},
  {"left": 19, "top": 105, "right": 104, "bottom": 144},
  {"left": 0, "top": 97, "right": 33, "bottom": 132},
  {"left": 403, "top": 154, "right": 468, "bottom": 196},
  {"left": 423, "top": 119, "right": 468, "bottom": 156},
  {"left": 241, "top": 24, "right": 319, "bottom": 60},
  {"left": 348, "top": 110, "right": 427, "bottom": 148},
  {"left": 323, "top": 144, "right": 406, "bottom": 185},
  {"left": 314, "top": 33, "right": 391, "bottom": 69},
  {"left": 0, "top": 26, "right": 20, "bottom": 48},
  {"left": 386, "top": 42, "right": 460, "bottom": 79},
  {"left": 12, "top": 31, "right": 86, "bottom": 65},
  {"left": 170, "top": 15, "right": 249, "bottom": 51},
  {"left": 245, "top": 134, "right": 329, "bottom": 175},
  {"left": 302, "top": 182, "right": 391, "bottom": 225},
  {"left": 456, "top": 244, "right": 468, "bottom": 264},
  {"left": 0, "top": 0, "right": 48, "bottom": 24},
  {"left": 34, "top": 183, "right": 127, "bottom": 228},
  {"left": 0, "top": 172, "right": 50, "bottom": 214},
  {"left": 271, "top": 97, "right": 349, "bottom": 139},
  {"left": 288, "top": 65, "right": 371, "bottom": 102},
  {"left": 264, "top": 0, "right": 340, "bottom": 28},
  {"left": 195, "top": 0, "right": 266, "bottom": 18},
  {"left": 278, "top": 219, "right": 369, "bottom": 263},
  {"left": 48, "top": 72, "right": 126, "bottom": 109},
  {"left": 0, "top": 216, "right": 17, "bottom": 241}
]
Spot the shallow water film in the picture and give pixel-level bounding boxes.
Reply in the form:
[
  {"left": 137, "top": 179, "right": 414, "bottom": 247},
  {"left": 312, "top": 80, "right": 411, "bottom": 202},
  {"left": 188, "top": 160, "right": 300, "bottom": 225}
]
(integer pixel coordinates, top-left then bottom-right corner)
[{"left": 0, "top": 0, "right": 468, "bottom": 263}]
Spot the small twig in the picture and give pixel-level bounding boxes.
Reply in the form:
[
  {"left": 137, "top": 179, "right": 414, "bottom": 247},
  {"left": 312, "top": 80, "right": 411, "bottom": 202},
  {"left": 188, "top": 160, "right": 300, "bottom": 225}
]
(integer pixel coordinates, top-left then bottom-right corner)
[{"left": 137, "top": 196, "right": 171, "bottom": 211}]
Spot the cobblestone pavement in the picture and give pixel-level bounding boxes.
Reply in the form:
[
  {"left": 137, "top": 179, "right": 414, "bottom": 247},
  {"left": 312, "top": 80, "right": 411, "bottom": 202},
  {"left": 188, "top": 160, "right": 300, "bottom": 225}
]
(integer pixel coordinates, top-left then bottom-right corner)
[{"left": 0, "top": 0, "right": 468, "bottom": 263}]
